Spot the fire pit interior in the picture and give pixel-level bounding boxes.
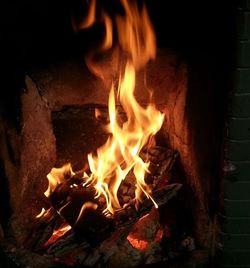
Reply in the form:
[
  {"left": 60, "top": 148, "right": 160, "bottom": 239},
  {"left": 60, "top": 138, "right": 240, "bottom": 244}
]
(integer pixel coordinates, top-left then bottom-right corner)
[{"left": 0, "top": 0, "right": 237, "bottom": 267}]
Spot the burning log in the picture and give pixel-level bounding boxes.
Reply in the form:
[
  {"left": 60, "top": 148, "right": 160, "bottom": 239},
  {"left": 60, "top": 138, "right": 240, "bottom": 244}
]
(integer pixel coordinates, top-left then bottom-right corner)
[
  {"left": 26, "top": 208, "right": 66, "bottom": 252},
  {"left": 28, "top": 146, "right": 179, "bottom": 251},
  {"left": 114, "top": 183, "right": 182, "bottom": 229},
  {"left": 109, "top": 208, "right": 163, "bottom": 267},
  {"left": 42, "top": 183, "right": 182, "bottom": 267},
  {"left": 46, "top": 182, "right": 182, "bottom": 247},
  {"left": 28, "top": 181, "right": 181, "bottom": 255}
]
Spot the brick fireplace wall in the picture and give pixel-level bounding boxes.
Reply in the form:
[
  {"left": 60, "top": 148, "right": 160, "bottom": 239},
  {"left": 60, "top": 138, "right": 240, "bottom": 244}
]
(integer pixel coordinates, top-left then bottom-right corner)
[{"left": 221, "top": 0, "right": 250, "bottom": 267}]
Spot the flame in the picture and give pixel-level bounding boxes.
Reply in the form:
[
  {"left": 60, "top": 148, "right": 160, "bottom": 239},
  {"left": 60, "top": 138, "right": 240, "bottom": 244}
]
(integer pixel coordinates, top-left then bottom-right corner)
[
  {"left": 75, "top": 202, "right": 98, "bottom": 224},
  {"left": 45, "top": 1, "right": 164, "bottom": 218},
  {"left": 84, "top": 62, "right": 164, "bottom": 214},
  {"left": 95, "top": 108, "right": 101, "bottom": 119},
  {"left": 73, "top": 0, "right": 113, "bottom": 80},
  {"left": 45, "top": 163, "right": 75, "bottom": 198},
  {"left": 100, "top": 11, "right": 113, "bottom": 51},
  {"left": 73, "top": 0, "right": 113, "bottom": 51},
  {"left": 36, "top": 208, "right": 46, "bottom": 219},
  {"left": 75, "top": 0, "right": 96, "bottom": 30},
  {"left": 116, "top": 0, "right": 156, "bottom": 69}
]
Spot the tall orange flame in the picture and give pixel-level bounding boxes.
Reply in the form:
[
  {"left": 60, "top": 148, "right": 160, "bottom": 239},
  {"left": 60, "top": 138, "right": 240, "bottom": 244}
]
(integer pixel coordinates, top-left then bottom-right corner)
[
  {"left": 116, "top": 0, "right": 156, "bottom": 69},
  {"left": 84, "top": 62, "right": 164, "bottom": 214},
  {"left": 44, "top": 0, "right": 164, "bottom": 218}
]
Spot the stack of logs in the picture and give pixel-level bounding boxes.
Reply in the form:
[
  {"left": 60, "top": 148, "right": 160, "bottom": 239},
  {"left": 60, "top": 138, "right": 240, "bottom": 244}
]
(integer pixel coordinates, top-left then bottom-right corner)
[{"left": 23, "top": 146, "right": 195, "bottom": 267}]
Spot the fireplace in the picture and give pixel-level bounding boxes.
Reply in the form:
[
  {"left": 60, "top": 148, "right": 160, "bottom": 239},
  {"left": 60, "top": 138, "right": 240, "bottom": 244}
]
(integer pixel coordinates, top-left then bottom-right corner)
[{"left": 0, "top": 0, "right": 246, "bottom": 267}]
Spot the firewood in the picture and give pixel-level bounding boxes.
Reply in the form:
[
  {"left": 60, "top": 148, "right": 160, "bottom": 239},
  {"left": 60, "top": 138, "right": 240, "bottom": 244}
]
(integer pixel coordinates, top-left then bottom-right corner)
[
  {"left": 114, "top": 183, "right": 182, "bottom": 228},
  {"left": 31, "top": 146, "right": 179, "bottom": 255},
  {"left": 50, "top": 183, "right": 182, "bottom": 255},
  {"left": 26, "top": 207, "right": 64, "bottom": 252},
  {"left": 41, "top": 182, "right": 182, "bottom": 266},
  {"left": 71, "top": 183, "right": 182, "bottom": 246},
  {"left": 46, "top": 233, "right": 75, "bottom": 256}
]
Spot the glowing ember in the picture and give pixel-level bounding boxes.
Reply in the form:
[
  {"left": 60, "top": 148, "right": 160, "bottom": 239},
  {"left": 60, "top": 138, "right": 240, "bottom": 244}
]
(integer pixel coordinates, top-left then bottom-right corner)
[
  {"left": 43, "top": 223, "right": 72, "bottom": 248},
  {"left": 154, "top": 228, "right": 164, "bottom": 242},
  {"left": 127, "top": 227, "right": 164, "bottom": 251},
  {"left": 126, "top": 209, "right": 163, "bottom": 251},
  {"left": 127, "top": 234, "right": 148, "bottom": 251},
  {"left": 45, "top": 0, "right": 164, "bottom": 218}
]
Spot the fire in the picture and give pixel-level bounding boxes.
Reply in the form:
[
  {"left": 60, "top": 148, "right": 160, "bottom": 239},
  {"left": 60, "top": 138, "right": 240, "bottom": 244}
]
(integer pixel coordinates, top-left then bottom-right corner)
[
  {"left": 76, "top": 0, "right": 96, "bottom": 30},
  {"left": 126, "top": 227, "right": 164, "bottom": 251},
  {"left": 116, "top": 0, "right": 156, "bottom": 69},
  {"left": 44, "top": 163, "right": 74, "bottom": 198},
  {"left": 75, "top": 202, "right": 98, "bottom": 224},
  {"left": 44, "top": 0, "right": 164, "bottom": 217},
  {"left": 84, "top": 62, "right": 164, "bottom": 215}
]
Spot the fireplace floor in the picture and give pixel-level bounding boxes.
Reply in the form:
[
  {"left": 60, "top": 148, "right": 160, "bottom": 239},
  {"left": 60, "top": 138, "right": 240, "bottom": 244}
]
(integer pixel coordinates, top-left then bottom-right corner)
[{"left": 0, "top": 245, "right": 209, "bottom": 268}]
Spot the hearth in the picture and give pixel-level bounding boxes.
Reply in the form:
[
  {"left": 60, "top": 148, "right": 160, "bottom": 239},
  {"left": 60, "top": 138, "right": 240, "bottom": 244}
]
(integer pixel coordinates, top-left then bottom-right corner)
[{"left": 0, "top": 0, "right": 242, "bottom": 267}]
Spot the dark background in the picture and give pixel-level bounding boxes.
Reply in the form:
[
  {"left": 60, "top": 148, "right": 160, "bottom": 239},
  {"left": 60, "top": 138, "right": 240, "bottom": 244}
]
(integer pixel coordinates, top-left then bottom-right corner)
[{"left": 0, "top": 0, "right": 237, "bottom": 91}]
